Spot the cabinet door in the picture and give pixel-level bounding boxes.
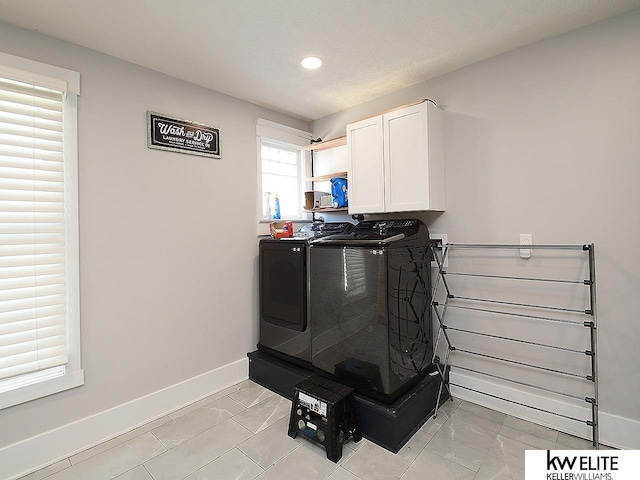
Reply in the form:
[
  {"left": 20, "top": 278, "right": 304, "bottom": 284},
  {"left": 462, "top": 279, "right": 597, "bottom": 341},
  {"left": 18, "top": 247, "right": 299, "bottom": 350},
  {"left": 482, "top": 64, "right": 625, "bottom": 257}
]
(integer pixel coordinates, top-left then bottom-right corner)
[
  {"left": 383, "top": 103, "right": 431, "bottom": 212},
  {"left": 347, "top": 115, "right": 385, "bottom": 214}
]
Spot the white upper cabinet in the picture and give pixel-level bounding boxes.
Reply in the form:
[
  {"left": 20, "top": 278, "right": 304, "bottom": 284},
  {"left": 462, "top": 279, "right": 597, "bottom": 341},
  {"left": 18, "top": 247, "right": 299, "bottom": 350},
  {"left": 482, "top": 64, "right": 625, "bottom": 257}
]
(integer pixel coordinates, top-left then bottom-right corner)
[
  {"left": 347, "top": 101, "right": 445, "bottom": 214},
  {"left": 346, "top": 115, "right": 385, "bottom": 214}
]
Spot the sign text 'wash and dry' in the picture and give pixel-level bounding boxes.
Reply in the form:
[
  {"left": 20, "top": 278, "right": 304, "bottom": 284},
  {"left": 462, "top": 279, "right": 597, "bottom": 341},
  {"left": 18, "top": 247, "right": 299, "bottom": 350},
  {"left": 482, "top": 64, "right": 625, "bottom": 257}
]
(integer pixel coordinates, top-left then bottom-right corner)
[{"left": 146, "top": 111, "right": 221, "bottom": 158}]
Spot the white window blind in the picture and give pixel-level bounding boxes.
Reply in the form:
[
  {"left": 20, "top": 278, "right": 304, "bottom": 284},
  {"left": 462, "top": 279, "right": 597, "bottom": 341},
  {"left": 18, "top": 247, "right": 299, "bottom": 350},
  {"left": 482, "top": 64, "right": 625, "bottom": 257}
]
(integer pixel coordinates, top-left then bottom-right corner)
[
  {"left": 0, "top": 75, "right": 68, "bottom": 382},
  {"left": 261, "top": 139, "right": 303, "bottom": 219},
  {"left": 256, "top": 119, "right": 312, "bottom": 228}
]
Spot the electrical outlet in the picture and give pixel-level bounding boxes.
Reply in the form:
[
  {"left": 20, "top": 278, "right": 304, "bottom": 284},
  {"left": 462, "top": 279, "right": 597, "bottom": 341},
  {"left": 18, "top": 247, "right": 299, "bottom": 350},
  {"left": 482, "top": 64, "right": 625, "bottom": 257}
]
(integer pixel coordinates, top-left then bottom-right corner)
[
  {"left": 520, "top": 234, "right": 532, "bottom": 259},
  {"left": 431, "top": 233, "right": 448, "bottom": 268}
]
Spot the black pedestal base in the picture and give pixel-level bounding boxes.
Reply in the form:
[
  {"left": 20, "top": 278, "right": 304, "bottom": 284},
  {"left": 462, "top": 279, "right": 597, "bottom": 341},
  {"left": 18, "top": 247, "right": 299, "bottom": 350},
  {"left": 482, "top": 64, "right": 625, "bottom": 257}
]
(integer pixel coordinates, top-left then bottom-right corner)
[{"left": 248, "top": 350, "right": 448, "bottom": 453}]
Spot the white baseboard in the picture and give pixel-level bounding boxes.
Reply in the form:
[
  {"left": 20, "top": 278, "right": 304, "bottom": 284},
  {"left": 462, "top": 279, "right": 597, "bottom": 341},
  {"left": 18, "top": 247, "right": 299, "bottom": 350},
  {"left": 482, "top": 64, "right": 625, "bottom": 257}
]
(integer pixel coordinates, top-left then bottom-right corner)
[
  {"left": 0, "top": 357, "right": 249, "bottom": 480},
  {"left": 450, "top": 370, "right": 640, "bottom": 450}
]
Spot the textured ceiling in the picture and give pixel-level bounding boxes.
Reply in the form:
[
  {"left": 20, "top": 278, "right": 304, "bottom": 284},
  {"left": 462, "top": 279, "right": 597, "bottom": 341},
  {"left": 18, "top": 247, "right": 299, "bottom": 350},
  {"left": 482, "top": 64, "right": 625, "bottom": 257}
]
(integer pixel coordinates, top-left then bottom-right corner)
[{"left": 0, "top": 0, "right": 638, "bottom": 121}]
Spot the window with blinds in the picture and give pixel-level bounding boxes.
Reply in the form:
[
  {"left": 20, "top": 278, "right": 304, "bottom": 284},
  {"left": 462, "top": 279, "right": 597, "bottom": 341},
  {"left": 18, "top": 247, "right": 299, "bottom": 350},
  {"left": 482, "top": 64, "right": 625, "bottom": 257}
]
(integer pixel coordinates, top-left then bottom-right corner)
[
  {"left": 0, "top": 76, "right": 68, "bottom": 383},
  {"left": 256, "top": 119, "right": 312, "bottom": 224},
  {"left": 260, "top": 139, "right": 303, "bottom": 219},
  {"left": 0, "top": 53, "right": 81, "bottom": 407}
]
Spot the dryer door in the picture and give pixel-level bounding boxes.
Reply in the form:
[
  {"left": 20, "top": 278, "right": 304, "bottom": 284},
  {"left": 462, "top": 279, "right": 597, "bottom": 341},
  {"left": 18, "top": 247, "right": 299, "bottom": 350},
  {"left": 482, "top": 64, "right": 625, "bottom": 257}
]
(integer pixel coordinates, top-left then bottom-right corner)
[{"left": 259, "top": 240, "right": 306, "bottom": 331}]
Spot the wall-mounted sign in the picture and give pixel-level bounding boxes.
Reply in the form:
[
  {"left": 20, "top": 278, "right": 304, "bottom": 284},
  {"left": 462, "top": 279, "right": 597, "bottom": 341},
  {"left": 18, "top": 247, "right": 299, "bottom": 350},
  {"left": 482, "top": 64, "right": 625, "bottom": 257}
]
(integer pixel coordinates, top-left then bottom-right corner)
[{"left": 146, "top": 111, "right": 221, "bottom": 158}]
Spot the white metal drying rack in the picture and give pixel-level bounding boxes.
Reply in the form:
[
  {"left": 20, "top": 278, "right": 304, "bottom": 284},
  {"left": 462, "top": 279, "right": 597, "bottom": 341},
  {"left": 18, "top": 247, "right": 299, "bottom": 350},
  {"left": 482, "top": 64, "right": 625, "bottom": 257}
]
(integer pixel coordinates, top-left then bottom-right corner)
[{"left": 431, "top": 242, "right": 599, "bottom": 448}]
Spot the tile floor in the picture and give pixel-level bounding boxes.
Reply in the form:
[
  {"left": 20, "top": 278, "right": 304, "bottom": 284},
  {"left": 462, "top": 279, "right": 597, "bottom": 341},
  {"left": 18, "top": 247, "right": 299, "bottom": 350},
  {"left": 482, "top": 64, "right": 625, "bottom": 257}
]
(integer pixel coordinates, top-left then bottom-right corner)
[{"left": 20, "top": 380, "right": 604, "bottom": 480}]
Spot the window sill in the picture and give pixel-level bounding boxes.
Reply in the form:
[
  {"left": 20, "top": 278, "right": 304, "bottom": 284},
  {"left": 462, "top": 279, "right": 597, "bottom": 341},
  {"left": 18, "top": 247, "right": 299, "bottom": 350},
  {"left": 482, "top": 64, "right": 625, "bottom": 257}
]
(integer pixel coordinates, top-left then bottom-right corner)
[
  {"left": 0, "top": 369, "right": 84, "bottom": 410},
  {"left": 257, "top": 219, "right": 309, "bottom": 224}
]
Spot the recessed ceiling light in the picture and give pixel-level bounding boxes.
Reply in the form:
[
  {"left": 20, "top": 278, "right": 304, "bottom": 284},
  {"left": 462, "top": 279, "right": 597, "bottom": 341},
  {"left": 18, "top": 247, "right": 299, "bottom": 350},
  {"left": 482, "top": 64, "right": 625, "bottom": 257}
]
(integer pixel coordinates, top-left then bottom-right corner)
[{"left": 300, "top": 56, "right": 323, "bottom": 70}]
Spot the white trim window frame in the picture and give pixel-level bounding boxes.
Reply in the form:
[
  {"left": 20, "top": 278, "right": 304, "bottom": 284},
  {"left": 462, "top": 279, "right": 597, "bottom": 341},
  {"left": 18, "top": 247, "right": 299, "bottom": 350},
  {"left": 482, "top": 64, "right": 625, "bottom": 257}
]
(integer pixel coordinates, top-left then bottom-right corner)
[
  {"left": 256, "top": 119, "right": 312, "bottom": 225},
  {"left": 0, "top": 52, "right": 83, "bottom": 410}
]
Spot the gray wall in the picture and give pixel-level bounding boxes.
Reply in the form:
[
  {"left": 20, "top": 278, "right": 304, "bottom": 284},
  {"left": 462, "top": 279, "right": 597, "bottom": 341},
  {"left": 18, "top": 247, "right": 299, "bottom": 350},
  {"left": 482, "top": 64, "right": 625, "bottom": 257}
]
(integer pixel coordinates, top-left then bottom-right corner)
[
  {"left": 0, "top": 22, "right": 308, "bottom": 448},
  {"left": 313, "top": 10, "right": 640, "bottom": 429}
]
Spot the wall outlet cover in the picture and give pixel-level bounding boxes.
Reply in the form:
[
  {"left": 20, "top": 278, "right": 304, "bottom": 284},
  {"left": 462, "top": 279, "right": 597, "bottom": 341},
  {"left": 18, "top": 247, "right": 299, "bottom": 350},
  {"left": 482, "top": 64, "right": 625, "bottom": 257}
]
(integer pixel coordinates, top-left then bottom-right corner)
[{"left": 520, "top": 233, "right": 532, "bottom": 258}]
